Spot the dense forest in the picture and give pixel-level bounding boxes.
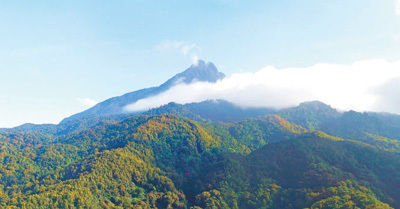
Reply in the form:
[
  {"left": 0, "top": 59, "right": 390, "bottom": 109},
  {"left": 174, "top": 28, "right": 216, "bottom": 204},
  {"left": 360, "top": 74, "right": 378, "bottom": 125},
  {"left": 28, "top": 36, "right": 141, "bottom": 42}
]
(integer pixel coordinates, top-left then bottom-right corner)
[{"left": 0, "top": 100, "right": 400, "bottom": 208}]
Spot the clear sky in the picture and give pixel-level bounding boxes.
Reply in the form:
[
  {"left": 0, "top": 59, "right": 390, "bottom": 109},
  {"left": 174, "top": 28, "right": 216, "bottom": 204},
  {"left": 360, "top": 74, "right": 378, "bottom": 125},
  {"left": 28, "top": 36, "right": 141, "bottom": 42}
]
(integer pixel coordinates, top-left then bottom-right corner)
[{"left": 1, "top": 0, "right": 400, "bottom": 127}]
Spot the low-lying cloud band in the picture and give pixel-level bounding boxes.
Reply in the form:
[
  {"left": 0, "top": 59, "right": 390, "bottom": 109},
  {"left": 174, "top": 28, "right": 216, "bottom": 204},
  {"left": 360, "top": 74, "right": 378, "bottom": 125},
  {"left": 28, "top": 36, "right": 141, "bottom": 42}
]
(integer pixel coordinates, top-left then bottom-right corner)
[{"left": 125, "top": 59, "right": 400, "bottom": 114}]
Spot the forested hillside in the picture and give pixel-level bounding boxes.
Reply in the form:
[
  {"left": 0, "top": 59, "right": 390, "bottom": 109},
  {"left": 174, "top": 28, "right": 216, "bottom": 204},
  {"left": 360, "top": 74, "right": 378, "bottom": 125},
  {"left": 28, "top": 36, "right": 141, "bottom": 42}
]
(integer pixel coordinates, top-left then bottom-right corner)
[{"left": 0, "top": 112, "right": 399, "bottom": 208}]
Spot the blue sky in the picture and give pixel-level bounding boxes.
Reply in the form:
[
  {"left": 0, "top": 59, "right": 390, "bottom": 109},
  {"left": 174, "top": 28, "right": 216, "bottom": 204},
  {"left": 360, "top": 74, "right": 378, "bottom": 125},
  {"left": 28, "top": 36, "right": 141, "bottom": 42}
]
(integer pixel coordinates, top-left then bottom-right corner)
[{"left": 1, "top": 0, "right": 400, "bottom": 127}]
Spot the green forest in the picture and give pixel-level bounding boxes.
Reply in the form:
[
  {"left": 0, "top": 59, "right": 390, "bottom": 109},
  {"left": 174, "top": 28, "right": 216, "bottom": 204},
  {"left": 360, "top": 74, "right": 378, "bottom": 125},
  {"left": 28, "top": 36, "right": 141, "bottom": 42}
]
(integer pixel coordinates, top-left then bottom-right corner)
[{"left": 0, "top": 101, "right": 400, "bottom": 208}]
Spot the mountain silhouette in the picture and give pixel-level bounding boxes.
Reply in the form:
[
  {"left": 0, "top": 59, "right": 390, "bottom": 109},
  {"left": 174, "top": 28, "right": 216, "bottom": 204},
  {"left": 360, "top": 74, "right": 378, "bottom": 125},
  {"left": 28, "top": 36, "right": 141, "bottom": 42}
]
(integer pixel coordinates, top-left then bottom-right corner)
[{"left": 61, "top": 60, "right": 225, "bottom": 123}]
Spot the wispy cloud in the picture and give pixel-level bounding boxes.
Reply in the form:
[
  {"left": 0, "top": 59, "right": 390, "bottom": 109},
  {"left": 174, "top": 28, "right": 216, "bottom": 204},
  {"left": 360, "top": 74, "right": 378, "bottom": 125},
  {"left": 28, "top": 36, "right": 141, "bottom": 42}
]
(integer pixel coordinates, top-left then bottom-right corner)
[
  {"left": 76, "top": 98, "right": 98, "bottom": 107},
  {"left": 124, "top": 59, "right": 400, "bottom": 114},
  {"left": 191, "top": 55, "right": 200, "bottom": 66},
  {"left": 396, "top": 0, "right": 400, "bottom": 15},
  {"left": 156, "top": 40, "right": 198, "bottom": 55}
]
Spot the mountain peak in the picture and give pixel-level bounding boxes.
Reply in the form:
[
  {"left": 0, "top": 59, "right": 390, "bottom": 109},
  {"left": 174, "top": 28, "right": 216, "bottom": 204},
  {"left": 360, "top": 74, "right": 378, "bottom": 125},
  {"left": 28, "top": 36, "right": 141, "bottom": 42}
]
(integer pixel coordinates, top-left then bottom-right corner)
[
  {"left": 298, "top": 100, "right": 332, "bottom": 110},
  {"left": 296, "top": 100, "right": 341, "bottom": 117},
  {"left": 161, "top": 60, "right": 225, "bottom": 88},
  {"left": 190, "top": 59, "right": 215, "bottom": 69},
  {"left": 191, "top": 59, "right": 207, "bottom": 67}
]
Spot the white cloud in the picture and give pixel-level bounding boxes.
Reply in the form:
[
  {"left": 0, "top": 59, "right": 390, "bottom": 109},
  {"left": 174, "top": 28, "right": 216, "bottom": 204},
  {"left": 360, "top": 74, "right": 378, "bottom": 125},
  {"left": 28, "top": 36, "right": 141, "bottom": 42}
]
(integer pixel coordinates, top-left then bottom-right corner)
[
  {"left": 124, "top": 59, "right": 400, "bottom": 114},
  {"left": 373, "top": 77, "right": 400, "bottom": 113},
  {"left": 156, "top": 40, "right": 198, "bottom": 55},
  {"left": 192, "top": 55, "right": 200, "bottom": 66},
  {"left": 396, "top": 0, "right": 400, "bottom": 15},
  {"left": 76, "top": 98, "right": 98, "bottom": 107}
]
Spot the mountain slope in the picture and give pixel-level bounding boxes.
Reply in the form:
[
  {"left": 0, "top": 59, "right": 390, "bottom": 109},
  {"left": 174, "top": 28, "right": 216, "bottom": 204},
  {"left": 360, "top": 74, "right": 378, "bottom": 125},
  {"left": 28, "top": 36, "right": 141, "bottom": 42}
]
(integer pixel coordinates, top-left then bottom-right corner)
[
  {"left": 0, "top": 113, "right": 399, "bottom": 208},
  {"left": 61, "top": 60, "right": 225, "bottom": 123},
  {"left": 277, "top": 101, "right": 341, "bottom": 130},
  {"left": 278, "top": 101, "right": 400, "bottom": 148},
  {"left": 0, "top": 114, "right": 223, "bottom": 208},
  {"left": 221, "top": 114, "right": 306, "bottom": 150},
  {"left": 0, "top": 99, "right": 274, "bottom": 136},
  {"left": 249, "top": 132, "right": 400, "bottom": 208},
  {"left": 0, "top": 61, "right": 228, "bottom": 135},
  {"left": 194, "top": 131, "right": 399, "bottom": 208}
]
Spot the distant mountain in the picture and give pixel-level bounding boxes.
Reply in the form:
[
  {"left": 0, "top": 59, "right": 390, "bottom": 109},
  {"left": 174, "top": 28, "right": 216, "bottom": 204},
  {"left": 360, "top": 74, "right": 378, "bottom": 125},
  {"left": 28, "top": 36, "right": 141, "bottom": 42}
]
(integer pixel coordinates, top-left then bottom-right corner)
[
  {"left": 0, "top": 123, "right": 57, "bottom": 134},
  {"left": 146, "top": 99, "right": 400, "bottom": 149},
  {"left": 3, "top": 60, "right": 400, "bottom": 148},
  {"left": 277, "top": 101, "right": 400, "bottom": 144},
  {"left": 277, "top": 101, "right": 341, "bottom": 130},
  {"left": 4, "top": 98, "right": 400, "bottom": 147},
  {"left": 61, "top": 60, "right": 225, "bottom": 123},
  {"left": 0, "top": 99, "right": 275, "bottom": 136},
  {"left": 0, "top": 61, "right": 227, "bottom": 135},
  {"left": 145, "top": 100, "right": 275, "bottom": 123}
]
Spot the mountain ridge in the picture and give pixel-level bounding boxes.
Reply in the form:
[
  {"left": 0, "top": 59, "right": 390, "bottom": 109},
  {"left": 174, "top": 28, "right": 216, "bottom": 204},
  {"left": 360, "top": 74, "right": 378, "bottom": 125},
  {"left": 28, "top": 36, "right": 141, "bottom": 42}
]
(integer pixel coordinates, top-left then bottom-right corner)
[
  {"left": 60, "top": 60, "right": 225, "bottom": 123},
  {"left": 2, "top": 60, "right": 400, "bottom": 149}
]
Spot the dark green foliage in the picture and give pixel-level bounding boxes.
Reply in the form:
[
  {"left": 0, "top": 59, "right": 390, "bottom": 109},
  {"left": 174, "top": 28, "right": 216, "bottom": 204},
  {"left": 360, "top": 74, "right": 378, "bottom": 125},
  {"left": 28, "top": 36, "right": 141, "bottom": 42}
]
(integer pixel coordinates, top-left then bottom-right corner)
[
  {"left": 278, "top": 101, "right": 400, "bottom": 151},
  {"left": 224, "top": 114, "right": 306, "bottom": 150},
  {"left": 278, "top": 101, "right": 341, "bottom": 130},
  {"left": 187, "top": 132, "right": 399, "bottom": 208}
]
